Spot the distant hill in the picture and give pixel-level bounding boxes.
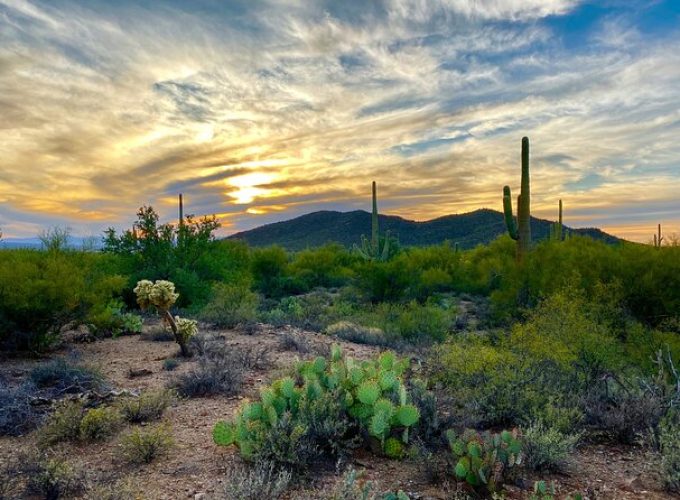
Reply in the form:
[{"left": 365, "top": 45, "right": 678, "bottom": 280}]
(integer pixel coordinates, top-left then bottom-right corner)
[{"left": 227, "top": 209, "right": 620, "bottom": 251}]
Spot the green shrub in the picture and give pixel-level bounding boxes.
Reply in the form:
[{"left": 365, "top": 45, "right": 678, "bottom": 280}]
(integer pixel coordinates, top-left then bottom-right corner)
[
  {"left": 23, "top": 453, "right": 85, "bottom": 499},
  {"left": 522, "top": 422, "right": 579, "bottom": 472},
  {"left": 223, "top": 461, "right": 292, "bottom": 500},
  {"left": 659, "top": 410, "right": 680, "bottom": 492},
  {"left": 119, "top": 423, "right": 174, "bottom": 464},
  {"left": 119, "top": 389, "right": 174, "bottom": 423},
  {"left": 163, "top": 358, "right": 180, "bottom": 371},
  {"left": 446, "top": 428, "right": 522, "bottom": 493},
  {"left": 213, "top": 346, "right": 425, "bottom": 470},
  {"left": 200, "top": 283, "right": 259, "bottom": 328},
  {"left": 37, "top": 401, "right": 85, "bottom": 447},
  {"left": 79, "top": 407, "right": 122, "bottom": 441},
  {"left": 326, "top": 321, "right": 391, "bottom": 347},
  {"left": 325, "top": 467, "right": 409, "bottom": 500},
  {"left": 0, "top": 248, "right": 126, "bottom": 351}
]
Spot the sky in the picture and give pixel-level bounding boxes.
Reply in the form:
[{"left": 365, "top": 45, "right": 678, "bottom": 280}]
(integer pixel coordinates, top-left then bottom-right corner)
[{"left": 1, "top": 0, "right": 679, "bottom": 243}]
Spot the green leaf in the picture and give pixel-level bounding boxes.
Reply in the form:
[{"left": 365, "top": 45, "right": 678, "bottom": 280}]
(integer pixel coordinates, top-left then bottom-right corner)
[{"left": 212, "top": 421, "right": 235, "bottom": 446}]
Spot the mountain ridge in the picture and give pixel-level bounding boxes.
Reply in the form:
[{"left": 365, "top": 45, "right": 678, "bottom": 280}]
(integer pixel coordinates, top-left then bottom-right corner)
[{"left": 227, "top": 208, "right": 621, "bottom": 250}]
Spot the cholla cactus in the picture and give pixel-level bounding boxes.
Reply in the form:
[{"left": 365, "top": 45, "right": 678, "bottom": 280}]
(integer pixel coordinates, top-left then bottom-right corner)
[
  {"left": 149, "top": 280, "right": 179, "bottom": 310},
  {"left": 175, "top": 317, "right": 197, "bottom": 344},
  {"left": 134, "top": 279, "right": 193, "bottom": 357},
  {"left": 133, "top": 280, "right": 154, "bottom": 309}
]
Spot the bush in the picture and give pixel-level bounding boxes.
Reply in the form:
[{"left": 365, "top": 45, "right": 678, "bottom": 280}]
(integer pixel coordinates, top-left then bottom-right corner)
[
  {"left": 325, "top": 467, "right": 410, "bottom": 500},
  {"left": 30, "top": 358, "right": 104, "bottom": 395},
  {"left": 163, "top": 358, "right": 180, "bottom": 371},
  {"left": 79, "top": 407, "right": 122, "bottom": 441},
  {"left": 22, "top": 452, "right": 85, "bottom": 499},
  {"left": 233, "top": 345, "right": 272, "bottom": 371},
  {"left": 37, "top": 401, "right": 84, "bottom": 447},
  {"left": 0, "top": 248, "right": 127, "bottom": 351},
  {"left": 172, "top": 354, "right": 244, "bottom": 398},
  {"left": 223, "top": 461, "right": 292, "bottom": 500},
  {"left": 119, "top": 389, "right": 174, "bottom": 423},
  {"left": 279, "top": 332, "right": 310, "bottom": 353},
  {"left": 326, "top": 321, "right": 390, "bottom": 347},
  {"left": 200, "top": 283, "right": 259, "bottom": 328},
  {"left": 660, "top": 410, "right": 680, "bottom": 493},
  {"left": 522, "top": 422, "right": 579, "bottom": 472},
  {"left": 119, "top": 423, "right": 174, "bottom": 464},
  {"left": 141, "top": 325, "right": 175, "bottom": 342},
  {"left": 0, "top": 381, "right": 39, "bottom": 436}
]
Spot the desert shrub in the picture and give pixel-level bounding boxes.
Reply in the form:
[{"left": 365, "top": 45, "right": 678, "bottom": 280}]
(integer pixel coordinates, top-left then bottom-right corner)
[
  {"left": 0, "top": 381, "right": 40, "bottom": 436},
  {"left": 279, "top": 332, "right": 310, "bottom": 353},
  {"left": 261, "top": 291, "right": 336, "bottom": 331},
  {"left": 408, "top": 378, "right": 439, "bottom": 445},
  {"left": 223, "top": 460, "right": 292, "bottom": 500},
  {"left": 583, "top": 383, "right": 664, "bottom": 444},
  {"left": 79, "top": 407, "right": 122, "bottom": 441},
  {"left": 214, "top": 346, "right": 425, "bottom": 471},
  {"left": 251, "top": 246, "right": 293, "bottom": 298},
  {"left": 86, "top": 477, "right": 139, "bottom": 500},
  {"left": 522, "top": 422, "right": 579, "bottom": 472},
  {"left": 30, "top": 358, "right": 104, "bottom": 395},
  {"left": 119, "top": 389, "right": 174, "bottom": 423},
  {"left": 0, "top": 459, "right": 20, "bottom": 499},
  {"left": 326, "top": 321, "right": 391, "bottom": 347},
  {"left": 289, "top": 244, "right": 356, "bottom": 290},
  {"left": 21, "top": 452, "right": 85, "bottom": 499},
  {"left": 324, "top": 467, "right": 387, "bottom": 500},
  {"left": 0, "top": 248, "right": 126, "bottom": 351},
  {"left": 200, "top": 283, "right": 259, "bottom": 328},
  {"left": 141, "top": 324, "right": 174, "bottom": 341},
  {"left": 37, "top": 401, "right": 85, "bottom": 446},
  {"left": 163, "top": 358, "right": 180, "bottom": 371},
  {"left": 119, "top": 423, "right": 174, "bottom": 464},
  {"left": 233, "top": 345, "right": 272, "bottom": 370},
  {"left": 660, "top": 410, "right": 680, "bottom": 492},
  {"left": 172, "top": 354, "right": 244, "bottom": 398},
  {"left": 446, "top": 428, "right": 522, "bottom": 493}
]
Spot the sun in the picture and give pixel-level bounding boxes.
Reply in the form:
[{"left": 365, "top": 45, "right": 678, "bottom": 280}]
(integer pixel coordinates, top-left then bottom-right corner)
[{"left": 227, "top": 172, "right": 276, "bottom": 204}]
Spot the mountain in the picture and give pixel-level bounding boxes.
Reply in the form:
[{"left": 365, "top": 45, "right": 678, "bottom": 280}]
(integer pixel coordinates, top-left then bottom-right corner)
[{"left": 227, "top": 209, "right": 620, "bottom": 251}]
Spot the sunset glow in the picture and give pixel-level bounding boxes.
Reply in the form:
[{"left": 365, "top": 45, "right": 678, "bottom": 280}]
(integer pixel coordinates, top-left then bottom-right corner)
[{"left": 0, "top": 0, "right": 679, "bottom": 242}]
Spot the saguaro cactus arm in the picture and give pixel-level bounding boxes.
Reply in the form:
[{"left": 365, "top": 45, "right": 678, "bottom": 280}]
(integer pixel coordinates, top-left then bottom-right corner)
[{"left": 503, "top": 186, "right": 518, "bottom": 240}]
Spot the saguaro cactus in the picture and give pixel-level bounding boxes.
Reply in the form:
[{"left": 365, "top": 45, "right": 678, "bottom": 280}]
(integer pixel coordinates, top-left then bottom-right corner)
[
  {"left": 549, "top": 199, "right": 563, "bottom": 241},
  {"left": 355, "top": 181, "right": 391, "bottom": 261},
  {"left": 654, "top": 223, "right": 664, "bottom": 248},
  {"left": 503, "top": 137, "right": 532, "bottom": 259}
]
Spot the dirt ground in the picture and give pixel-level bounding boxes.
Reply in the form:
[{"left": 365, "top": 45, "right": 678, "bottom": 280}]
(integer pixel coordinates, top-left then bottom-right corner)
[{"left": 0, "top": 325, "right": 675, "bottom": 500}]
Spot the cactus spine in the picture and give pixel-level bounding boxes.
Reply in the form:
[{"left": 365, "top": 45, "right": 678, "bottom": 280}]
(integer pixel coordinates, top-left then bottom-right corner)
[
  {"left": 549, "top": 199, "right": 563, "bottom": 241},
  {"left": 355, "top": 181, "right": 391, "bottom": 261},
  {"left": 654, "top": 223, "right": 664, "bottom": 248},
  {"left": 503, "top": 137, "right": 531, "bottom": 259}
]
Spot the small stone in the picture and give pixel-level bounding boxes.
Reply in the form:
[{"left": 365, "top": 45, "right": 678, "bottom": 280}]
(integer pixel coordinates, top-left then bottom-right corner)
[{"left": 194, "top": 494, "right": 207, "bottom": 500}]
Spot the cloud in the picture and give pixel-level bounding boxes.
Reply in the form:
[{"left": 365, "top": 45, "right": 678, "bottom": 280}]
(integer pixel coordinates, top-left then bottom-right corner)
[{"left": 0, "top": 0, "right": 678, "bottom": 242}]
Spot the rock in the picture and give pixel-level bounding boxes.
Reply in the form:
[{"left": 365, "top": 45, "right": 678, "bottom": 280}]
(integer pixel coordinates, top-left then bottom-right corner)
[
  {"left": 194, "top": 494, "right": 207, "bottom": 500},
  {"left": 623, "top": 475, "right": 645, "bottom": 491}
]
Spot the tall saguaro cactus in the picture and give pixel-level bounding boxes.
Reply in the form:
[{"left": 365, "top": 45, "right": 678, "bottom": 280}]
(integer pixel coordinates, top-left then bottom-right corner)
[
  {"left": 503, "top": 137, "right": 532, "bottom": 259},
  {"left": 355, "top": 181, "right": 391, "bottom": 261},
  {"left": 550, "top": 199, "right": 563, "bottom": 241},
  {"left": 654, "top": 223, "right": 664, "bottom": 248}
]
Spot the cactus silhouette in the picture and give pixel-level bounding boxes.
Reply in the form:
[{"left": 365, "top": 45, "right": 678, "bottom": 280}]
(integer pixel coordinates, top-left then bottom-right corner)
[
  {"left": 503, "top": 137, "right": 531, "bottom": 259},
  {"left": 355, "top": 181, "right": 391, "bottom": 261},
  {"left": 549, "top": 199, "right": 563, "bottom": 241}
]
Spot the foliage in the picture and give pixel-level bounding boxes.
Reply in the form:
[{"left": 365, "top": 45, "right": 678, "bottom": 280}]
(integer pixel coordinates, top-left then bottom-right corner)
[
  {"left": 119, "top": 389, "right": 174, "bottom": 423},
  {"left": 172, "top": 353, "right": 244, "bottom": 398},
  {"left": 118, "top": 423, "right": 174, "bottom": 464},
  {"left": 37, "top": 401, "right": 85, "bottom": 447},
  {"left": 522, "top": 422, "right": 579, "bottom": 472},
  {"left": 326, "top": 321, "right": 391, "bottom": 348},
  {"left": 223, "top": 461, "right": 292, "bottom": 500},
  {"left": 22, "top": 452, "right": 85, "bottom": 500},
  {"left": 200, "top": 283, "right": 259, "bottom": 328},
  {"left": 163, "top": 358, "right": 180, "bottom": 371},
  {"left": 0, "top": 380, "right": 40, "bottom": 436},
  {"left": 0, "top": 248, "right": 126, "bottom": 351},
  {"left": 446, "top": 428, "right": 523, "bottom": 493},
  {"left": 214, "top": 346, "right": 425, "bottom": 471},
  {"left": 325, "top": 467, "right": 410, "bottom": 500},
  {"left": 660, "top": 410, "right": 680, "bottom": 492},
  {"left": 79, "top": 407, "right": 122, "bottom": 441},
  {"left": 30, "top": 358, "right": 104, "bottom": 396}
]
